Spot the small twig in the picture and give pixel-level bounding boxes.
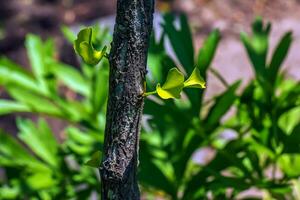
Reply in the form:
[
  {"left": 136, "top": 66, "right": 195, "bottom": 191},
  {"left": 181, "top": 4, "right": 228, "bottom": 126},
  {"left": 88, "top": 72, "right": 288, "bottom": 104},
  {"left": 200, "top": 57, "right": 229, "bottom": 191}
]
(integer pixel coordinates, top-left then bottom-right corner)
[
  {"left": 143, "top": 90, "right": 157, "bottom": 97},
  {"left": 203, "top": 97, "right": 215, "bottom": 107},
  {"left": 209, "top": 68, "right": 229, "bottom": 88}
]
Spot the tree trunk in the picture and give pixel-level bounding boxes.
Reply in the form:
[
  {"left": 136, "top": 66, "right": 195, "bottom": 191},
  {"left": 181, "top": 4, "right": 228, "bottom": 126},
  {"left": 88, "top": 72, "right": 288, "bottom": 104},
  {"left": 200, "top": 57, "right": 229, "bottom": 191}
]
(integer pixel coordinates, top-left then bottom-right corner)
[{"left": 100, "top": 0, "right": 154, "bottom": 199}]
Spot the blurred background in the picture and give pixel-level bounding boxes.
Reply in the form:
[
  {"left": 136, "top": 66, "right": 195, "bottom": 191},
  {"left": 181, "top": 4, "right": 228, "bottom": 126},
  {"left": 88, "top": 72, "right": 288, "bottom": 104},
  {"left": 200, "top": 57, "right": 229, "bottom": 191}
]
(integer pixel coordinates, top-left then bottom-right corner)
[
  {"left": 1, "top": 0, "right": 300, "bottom": 132},
  {"left": 0, "top": 0, "right": 300, "bottom": 199}
]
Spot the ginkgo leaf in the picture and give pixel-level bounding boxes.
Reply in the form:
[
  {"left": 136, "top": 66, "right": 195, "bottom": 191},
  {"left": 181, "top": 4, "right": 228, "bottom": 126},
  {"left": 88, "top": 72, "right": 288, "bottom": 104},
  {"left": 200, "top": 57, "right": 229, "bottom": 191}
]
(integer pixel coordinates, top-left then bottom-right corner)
[
  {"left": 156, "top": 68, "right": 184, "bottom": 99},
  {"left": 184, "top": 67, "right": 206, "bottom": 88},
  {"left": 85, "top": 151, "right": 102, "bottom": 168},
  {"left": 74, "top": 28, "right": 106, "bottom": 65}
]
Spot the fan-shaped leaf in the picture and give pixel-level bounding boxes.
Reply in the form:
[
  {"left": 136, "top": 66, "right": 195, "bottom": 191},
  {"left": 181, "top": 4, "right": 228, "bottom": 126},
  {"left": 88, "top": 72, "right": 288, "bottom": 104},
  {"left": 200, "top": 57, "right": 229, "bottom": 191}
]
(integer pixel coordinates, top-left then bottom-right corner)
[
  {"left": 74, "top": 28, "right": 106, "bottom": 65},
  {"left": 184, "top": 67, "right": 206, "bottom": 89},
  {"left": 156, "top": 68, "right": 184, "bottom": 99}
]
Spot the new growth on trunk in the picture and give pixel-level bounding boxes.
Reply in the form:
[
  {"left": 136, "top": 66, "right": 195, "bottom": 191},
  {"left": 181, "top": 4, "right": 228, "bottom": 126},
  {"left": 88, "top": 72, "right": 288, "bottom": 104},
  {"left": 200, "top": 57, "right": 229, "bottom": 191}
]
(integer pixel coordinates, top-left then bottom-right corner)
[{"left": 100, "top": 0, "right": 154, "bottom": 199}]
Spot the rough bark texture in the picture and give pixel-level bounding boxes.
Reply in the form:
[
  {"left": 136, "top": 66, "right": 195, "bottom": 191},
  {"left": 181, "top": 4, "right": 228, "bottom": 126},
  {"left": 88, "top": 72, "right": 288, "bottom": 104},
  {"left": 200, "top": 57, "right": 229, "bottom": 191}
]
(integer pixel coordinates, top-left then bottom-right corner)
[{"left": 100, "top": 0, "right": 154, "bottom": 199}]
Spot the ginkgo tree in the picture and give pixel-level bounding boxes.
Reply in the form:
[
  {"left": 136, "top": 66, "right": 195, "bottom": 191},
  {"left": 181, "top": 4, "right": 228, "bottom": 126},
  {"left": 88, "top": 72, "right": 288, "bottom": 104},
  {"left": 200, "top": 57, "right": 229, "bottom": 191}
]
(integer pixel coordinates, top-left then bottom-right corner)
[
  {"left": 75, "top": 1, "right": 155, "bottom": 199},
  {"left": 74, "top": 6, "right": 205, "bottom": 199},
  {"left": 73, "top": 1, "right": 206, "bottom": 199},
  {"left": 75, "top": 30, "right": 206, "bottom": 199}
]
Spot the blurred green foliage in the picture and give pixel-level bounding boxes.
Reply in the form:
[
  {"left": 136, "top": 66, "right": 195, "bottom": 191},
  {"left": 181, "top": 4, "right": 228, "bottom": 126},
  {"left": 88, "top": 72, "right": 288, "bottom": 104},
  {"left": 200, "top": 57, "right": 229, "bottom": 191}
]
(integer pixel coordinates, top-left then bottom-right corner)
[
  {"left": 0, "top": 14, "right": 299, "bottom": 200},
  {"left": 0, "top": 25, "right": 110, "bottom": 199}
]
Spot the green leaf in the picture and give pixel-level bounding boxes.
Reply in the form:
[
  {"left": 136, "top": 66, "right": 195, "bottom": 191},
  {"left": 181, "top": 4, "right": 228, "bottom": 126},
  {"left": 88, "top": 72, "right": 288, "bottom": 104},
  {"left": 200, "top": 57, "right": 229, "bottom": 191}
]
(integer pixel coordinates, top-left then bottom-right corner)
[
  {"left": 279, "top": 107, "right": 300, "bottom": 134},
  {"left": 50, "top": 62, "right": 90, "bottom": 96},
  {"left": 0, "top": 185, "right": 20, "bottom": 199},
  {"left": 185, "top": 30, "right": 220, "bottom": 112},
  {"left": 184, "top": 67, "right": 206, "bottom": 89},
  {"left": 183, "top": 140, "right": 247, "bottom": 199},
  {"left": 252, "top": 17, "right": 271, "bottom": 35},
  {"left": 91, "top": 64, "right": 109, "bottom": 114},
  {"left": 147, "top": 46, "right": 176, "bottom": 89},
  {"left": 54, "top": 98, "right": 86, "bottom": 122},
  {"left": 240, "top": 32, "right": 267, "bottom": 78},
  {"left": 278, "top": 154, "right": 300, "bottom": 177},
  {"left": 67, "top": 127, "right": 94, "bottom": 145},
  {"left": 139, "top": 147, "right": 177, "bottom": 198},
  {"left": 0, "top": 100, "right": 29, "bottom": 115},
  {"left": 17, "top": 118, "right": 59, "bottom": 168},
  {"left": 37, "top": 119, "right": 59, "bottom": 157},
  {"left": 268, "top": 32, "right": 292, "bottom": 83},
  {"left": 67, "top": 140, "right": 91, "bottom": 155},
  {"left": 61, "top": 25, "right": 76, "bottom": 43},
  {"left": 74, "top": 28, "right": 106, "bottom": 65},
  {"left": 240, "top": 19, "right": 270, "bottom": 82},
  {"left": 85, "top": 151, "right": 102, "bottom": 168},
  {"left": 0, "top": 131, "right": 33, "bottom": 162},
  {"left": 208, "top": 176, "right": 249, "bottom": 191},
  {"left": 147, "top": 32, "right": 175, "bottom": 88},
  {"left": 25, "top": 34, "right": 53, "bottom": 95},
  {"left": 25, "top": 35, "right": 46, "bottom": 77},
  {"left": 0, "top": 131, "right": 48, "bottom": 171},
  {"left": 197, "top": 29, "right": 220, "bottom": 77},
  {"left": 156, "top": 68, "right": 184, "bottom": 99},
  {"left": 6, "top": 86, "right": 64, "bottom": 117},
  {"left": 0, "top": 57, "right": 40, "bottom": 94},
  {"left": 283, "top": 124, "right": 300, "bottom": 153},
  {"left": 26, "top": 172, "right": 57, "bottom": 190},
  {"left": 205, "top": 81, "right": 241, "bottom": 127},
  {"left": 162, "top": 13, "right": 194, "bottom": 74}
]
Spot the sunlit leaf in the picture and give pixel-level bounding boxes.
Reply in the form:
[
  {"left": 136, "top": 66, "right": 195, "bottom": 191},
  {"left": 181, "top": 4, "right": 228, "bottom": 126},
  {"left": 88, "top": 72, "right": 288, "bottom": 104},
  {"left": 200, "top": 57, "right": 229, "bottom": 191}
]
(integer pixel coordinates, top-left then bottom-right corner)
[
  {"left": 6, "top": 85, "right": 63, "bottom": 117},
  {"left": 26, "top": 172, "right": 57, "bottom": 190},
  {"left": 61, "top": 25, "right": 76, "bottom": 43},
  {"left": 278, "top": 154, "right": 300, "bottom": 177},
  {"left": 67, "top": 140, "right": 91, "bottom": 155},
  {"left": 0, "top": 131, "right": 48, "bottom": 171},
  {"left": 74, "top": 28, "right": 106, "bottom": 65},
  {"left": 156, "top": 68, "right": 184, "bottom": 99},
  {"left": 37, "top": 119, "right": 59, "bottom": 157},
  {"left": 0, "top": 100, "right": 29, "bottom": 115},
  {"left": 0, "top": 185, "right": 20, "bottom": 199},
  {"left": 184, "top": 67, "right": 206, "bottom": 89},
  {"left": 25, "top": 34, "right": 54, "bottom": 95},
  {"left": 17, "top": 119, "right": 59, "bottom": 168},
  {"left": 0, "top": 57, "right": 40, "bottom": 94},
  {"left": 50, "top": 62, "right": 89, "bottom": 96},
  {"left": 67, "top": 127, "right": 94, "bottom": 145}
]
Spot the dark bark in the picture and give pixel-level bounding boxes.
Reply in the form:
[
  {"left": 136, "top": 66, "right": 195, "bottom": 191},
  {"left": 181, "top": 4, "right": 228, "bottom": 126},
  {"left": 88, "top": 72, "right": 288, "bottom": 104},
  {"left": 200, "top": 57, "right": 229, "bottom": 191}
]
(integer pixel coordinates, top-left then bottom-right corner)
[{"left": 100, "top": 0, "right": 154, "bottom": 199}]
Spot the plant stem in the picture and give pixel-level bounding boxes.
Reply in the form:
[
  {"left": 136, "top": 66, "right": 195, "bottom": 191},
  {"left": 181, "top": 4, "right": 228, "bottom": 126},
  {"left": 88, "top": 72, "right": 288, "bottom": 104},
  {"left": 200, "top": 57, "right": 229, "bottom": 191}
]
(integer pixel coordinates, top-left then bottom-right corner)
[
  {"left": 210, "top": 68, "right": 229, "bottom": 88},
  {"left": 144, "top": 90, "right": 157, "bottom": 97},
  {"left": 99, "top": 0, "right": 154, "bottom": 199}
]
